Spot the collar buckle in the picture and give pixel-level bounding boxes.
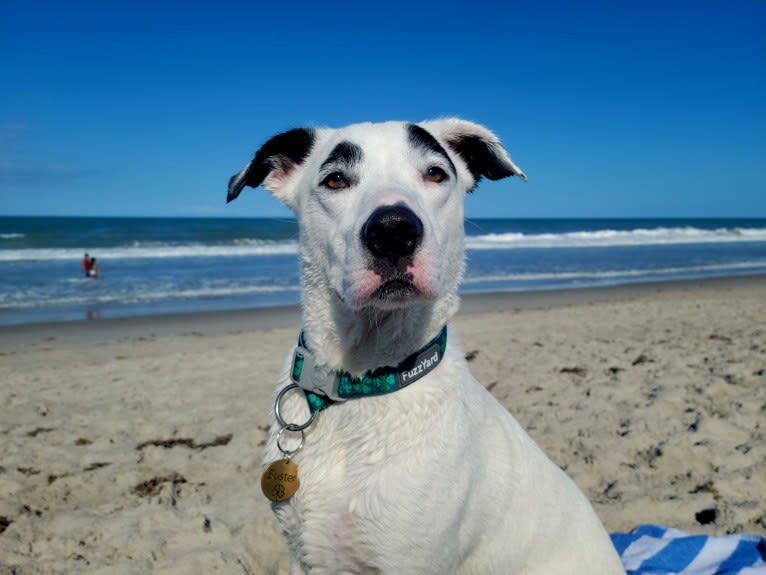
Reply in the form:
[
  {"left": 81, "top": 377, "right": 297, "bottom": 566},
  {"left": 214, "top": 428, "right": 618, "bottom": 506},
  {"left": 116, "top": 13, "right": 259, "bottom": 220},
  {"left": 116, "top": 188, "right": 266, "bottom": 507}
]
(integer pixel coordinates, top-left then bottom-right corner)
[{"left": 291, "top": 343, "right": 344, "bottom": 402}]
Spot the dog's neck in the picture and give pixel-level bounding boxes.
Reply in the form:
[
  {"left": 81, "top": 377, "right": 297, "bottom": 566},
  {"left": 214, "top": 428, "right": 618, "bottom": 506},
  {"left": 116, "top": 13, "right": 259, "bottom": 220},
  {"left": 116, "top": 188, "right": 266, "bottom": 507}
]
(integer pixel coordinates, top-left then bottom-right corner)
[{"left": 300, "top": 286, "right": 459, "bottom": 376}]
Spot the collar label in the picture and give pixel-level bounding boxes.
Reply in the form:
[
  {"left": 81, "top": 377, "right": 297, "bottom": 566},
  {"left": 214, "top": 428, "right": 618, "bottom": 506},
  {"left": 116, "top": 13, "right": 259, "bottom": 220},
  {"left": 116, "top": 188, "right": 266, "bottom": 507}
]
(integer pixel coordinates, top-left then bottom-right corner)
[{"left": 399, "top": 345, "right": 441, "bottom": 385}]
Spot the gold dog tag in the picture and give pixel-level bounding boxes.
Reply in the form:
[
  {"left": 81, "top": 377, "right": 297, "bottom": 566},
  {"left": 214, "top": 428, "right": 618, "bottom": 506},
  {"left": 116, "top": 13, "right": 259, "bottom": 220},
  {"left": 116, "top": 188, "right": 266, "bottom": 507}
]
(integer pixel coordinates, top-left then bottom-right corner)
[{"left": 261, "top": 459, "right": 300, "bottom": 502}]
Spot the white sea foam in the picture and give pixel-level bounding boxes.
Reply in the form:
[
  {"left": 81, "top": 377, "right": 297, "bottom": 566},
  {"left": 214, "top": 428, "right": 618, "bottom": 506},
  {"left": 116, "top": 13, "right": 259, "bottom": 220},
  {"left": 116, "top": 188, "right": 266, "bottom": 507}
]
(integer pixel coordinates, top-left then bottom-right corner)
[
  {"left": 1, "top": 227, "right": 765, "bottom": 262},
  {"left": 0, "top": 240, "right": 300, "bottom": 262},
  {"left": 465, "top": 227, "right": 766, "bottom": 250},
  {"left": 0, "top": 283, "right": 301, "bottom": 309},
  {"left": 461, "top": 260, "right": 766, "bottom": 285}
]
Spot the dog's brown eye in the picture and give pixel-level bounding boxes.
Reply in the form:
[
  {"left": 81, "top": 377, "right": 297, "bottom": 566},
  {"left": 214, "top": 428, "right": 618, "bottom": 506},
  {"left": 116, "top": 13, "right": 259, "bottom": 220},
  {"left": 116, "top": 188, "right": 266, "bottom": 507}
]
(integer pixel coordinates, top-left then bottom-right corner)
[
  {"left": 322, "top": 172, "right": 348, "bottom": 190},
  {"left": 425, "top": 166, "right": 447, "bottom": 183}
]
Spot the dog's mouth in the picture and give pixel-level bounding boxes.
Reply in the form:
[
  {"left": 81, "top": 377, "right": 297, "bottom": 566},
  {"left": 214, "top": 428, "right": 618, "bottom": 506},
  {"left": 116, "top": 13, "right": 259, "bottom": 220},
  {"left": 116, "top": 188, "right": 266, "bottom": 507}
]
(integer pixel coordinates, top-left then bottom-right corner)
[{"left": 371, "top": 276, "right": 421, "bottom": 305}]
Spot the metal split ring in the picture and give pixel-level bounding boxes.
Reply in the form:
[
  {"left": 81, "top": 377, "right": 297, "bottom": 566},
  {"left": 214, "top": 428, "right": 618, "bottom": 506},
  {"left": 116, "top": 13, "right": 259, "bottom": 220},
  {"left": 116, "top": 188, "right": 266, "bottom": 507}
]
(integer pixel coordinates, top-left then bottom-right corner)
[
  {"left": 276, "top": 425, "right": 305, "bottom": 458},
  {"left": 274, "top": 383, "right": 316, "bottom": 431}
]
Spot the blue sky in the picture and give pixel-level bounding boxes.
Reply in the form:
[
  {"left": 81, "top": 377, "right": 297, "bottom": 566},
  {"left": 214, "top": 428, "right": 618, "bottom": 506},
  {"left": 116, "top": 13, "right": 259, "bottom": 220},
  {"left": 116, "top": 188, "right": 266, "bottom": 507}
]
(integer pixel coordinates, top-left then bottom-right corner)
[{"left": 1, "top": 0, "right": 764, "bottom": 219}]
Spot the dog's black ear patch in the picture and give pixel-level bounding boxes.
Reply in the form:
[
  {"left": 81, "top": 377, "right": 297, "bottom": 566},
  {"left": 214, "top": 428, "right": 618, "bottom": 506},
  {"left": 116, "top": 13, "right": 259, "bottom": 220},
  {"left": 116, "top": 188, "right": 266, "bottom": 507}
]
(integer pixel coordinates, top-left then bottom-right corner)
[
  {"left": 445, "top": 135, "right": 516, "bottom": 183},
  {"left": 227, "top": 128, "right": 315, "bottom": 203},
  {"left": 418, "top": 118, "right": 526, "bottom": 189}
]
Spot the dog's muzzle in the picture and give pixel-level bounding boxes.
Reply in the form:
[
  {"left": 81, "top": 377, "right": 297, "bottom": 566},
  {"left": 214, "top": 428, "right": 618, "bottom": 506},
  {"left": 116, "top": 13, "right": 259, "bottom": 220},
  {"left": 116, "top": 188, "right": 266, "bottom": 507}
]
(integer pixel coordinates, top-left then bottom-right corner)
[{"left": 361, "top": 204, "right": 423, "bottom": 262}]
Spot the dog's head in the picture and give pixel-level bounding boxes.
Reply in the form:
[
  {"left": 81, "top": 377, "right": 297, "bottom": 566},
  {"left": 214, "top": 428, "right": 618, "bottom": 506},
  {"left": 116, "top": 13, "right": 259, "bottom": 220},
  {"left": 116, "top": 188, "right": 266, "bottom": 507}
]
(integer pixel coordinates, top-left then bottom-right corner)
[{"left": 228, "top": 119, "right": 525, "bottom": 314}]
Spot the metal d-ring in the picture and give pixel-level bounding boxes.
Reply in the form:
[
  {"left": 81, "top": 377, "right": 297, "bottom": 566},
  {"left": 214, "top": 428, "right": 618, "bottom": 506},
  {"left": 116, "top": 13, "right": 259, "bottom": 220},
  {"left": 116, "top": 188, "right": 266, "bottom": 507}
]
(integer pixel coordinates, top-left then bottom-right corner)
[
  {"left": 276, "top": 425, "right": 305, "bottom": 459},
  {"left": 274, "top": 383, "right": 316, "bottom": 431}
]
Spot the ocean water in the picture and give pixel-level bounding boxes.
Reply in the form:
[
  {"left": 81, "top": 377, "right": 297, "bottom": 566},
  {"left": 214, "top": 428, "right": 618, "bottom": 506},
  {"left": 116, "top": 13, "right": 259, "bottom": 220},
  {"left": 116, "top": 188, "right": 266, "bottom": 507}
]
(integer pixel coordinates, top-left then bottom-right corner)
[{"left": 1, "top": 216, "right": 765, "bottom": 326}]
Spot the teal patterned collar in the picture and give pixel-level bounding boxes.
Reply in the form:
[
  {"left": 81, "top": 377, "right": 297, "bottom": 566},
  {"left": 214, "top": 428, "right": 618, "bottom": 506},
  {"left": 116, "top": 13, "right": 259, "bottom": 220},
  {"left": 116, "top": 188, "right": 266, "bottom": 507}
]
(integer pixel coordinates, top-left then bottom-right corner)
[{"left": 291, "top": 326, "right": 448, "bottom": 414}]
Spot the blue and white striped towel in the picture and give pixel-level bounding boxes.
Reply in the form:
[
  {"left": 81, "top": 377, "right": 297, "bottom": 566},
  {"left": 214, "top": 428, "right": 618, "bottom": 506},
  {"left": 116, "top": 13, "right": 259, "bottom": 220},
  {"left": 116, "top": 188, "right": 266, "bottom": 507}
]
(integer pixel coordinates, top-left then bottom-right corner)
[{"left": 611, "top": 525, "right": 766, "bottom": 574}]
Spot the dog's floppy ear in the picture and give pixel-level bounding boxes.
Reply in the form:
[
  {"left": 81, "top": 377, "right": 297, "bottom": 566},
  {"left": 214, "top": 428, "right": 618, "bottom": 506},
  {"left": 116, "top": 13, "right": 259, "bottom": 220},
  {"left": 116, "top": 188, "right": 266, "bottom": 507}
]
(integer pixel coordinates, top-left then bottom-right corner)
[
  {"left": 227, "top": 128, "right": 315, "bottom": 205},
  {"left": 418, "top": 118, "right": 527, "bottom": 187}
]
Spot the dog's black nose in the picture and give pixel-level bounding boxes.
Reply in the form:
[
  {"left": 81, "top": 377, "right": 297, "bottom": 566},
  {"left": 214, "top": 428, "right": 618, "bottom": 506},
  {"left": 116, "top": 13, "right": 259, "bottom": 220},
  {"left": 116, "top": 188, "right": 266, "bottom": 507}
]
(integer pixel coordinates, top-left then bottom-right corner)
[{"left": 362, "top": 205, "right": 423, "bottom": 260}]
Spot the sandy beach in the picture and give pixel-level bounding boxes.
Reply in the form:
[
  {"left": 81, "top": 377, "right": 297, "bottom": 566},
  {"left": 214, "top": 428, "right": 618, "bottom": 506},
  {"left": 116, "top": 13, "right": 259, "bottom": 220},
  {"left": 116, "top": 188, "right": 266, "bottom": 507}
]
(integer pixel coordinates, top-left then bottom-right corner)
[{"left": 1, "top": 276, "right": 765, "bottom": 574}]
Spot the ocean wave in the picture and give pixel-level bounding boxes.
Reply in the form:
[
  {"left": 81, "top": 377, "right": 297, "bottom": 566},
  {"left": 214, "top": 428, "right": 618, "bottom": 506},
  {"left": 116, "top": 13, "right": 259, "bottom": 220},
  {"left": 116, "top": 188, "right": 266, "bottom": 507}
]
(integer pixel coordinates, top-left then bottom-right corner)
[
  {"left": 0, "top": 283, "right": 301, "bottom": 309},
  {"left": 2, "top": 226, "right": 766, "bottom": 262},
  {"left": 0, "top": 233, "right": 25, "bottom": 240},
  {"left": 0, "top": 240, "right": 300, "bottom": 262},
  {"left": 465, "top": 226, "right": 766, "bottom": 249},
  {"left": 461, "top": 260, "right": 766, "bottom": 284}
]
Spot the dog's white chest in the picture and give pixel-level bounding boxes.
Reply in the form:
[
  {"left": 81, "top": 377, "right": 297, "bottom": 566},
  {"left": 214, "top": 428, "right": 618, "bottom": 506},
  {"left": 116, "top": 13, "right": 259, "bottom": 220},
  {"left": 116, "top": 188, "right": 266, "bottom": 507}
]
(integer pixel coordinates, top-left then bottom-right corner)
[{"left": 265, "top": 357, "right": 479, "bottom": 572}]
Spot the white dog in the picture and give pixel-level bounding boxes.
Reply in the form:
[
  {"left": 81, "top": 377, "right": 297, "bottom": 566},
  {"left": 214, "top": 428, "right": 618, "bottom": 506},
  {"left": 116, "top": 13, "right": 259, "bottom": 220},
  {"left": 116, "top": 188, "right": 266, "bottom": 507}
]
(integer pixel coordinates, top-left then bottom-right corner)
[{"left": 228, "top": 119, "right": 625, "bottom": 574}]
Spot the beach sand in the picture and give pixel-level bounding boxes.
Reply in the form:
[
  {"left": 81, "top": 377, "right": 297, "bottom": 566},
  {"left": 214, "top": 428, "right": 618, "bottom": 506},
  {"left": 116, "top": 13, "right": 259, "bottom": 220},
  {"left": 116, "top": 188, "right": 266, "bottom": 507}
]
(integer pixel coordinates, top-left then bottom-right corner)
[{"left": 1, "top": 276, "right": 765, "bottom": 574}]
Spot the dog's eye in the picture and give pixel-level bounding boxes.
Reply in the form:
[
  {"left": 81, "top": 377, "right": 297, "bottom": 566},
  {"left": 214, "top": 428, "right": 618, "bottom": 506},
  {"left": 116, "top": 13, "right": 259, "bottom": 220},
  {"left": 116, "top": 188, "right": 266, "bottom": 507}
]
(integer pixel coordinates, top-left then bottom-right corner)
[
  {"left": 321, "top": 172, "right": 349, "bottom": 190},
  {"left": 425, "top": 166, "right": 448, "bottom": 183}
]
